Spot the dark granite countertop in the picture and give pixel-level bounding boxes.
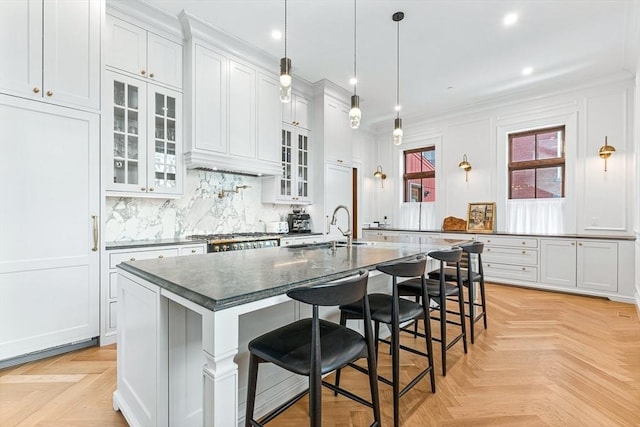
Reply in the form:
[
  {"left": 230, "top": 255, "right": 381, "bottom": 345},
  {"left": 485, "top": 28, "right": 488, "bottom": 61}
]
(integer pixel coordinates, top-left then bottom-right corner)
[
  {"left": 106, "top": 238, "right": 207, "bottom": 251},
  {"left": 117, "top": 236, "right": 470, "bottom": 312},
  {"left": 363, "top": 228, "right": 636, "bottom": 241}
]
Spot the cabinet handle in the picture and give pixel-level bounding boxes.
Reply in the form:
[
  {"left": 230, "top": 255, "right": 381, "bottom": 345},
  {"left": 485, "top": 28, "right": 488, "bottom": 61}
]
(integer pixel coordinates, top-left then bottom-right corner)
[
  {"left": 149, "top": 72, "right": 155, "bottom": 78},
  {"left": 141, "top": 187, "right": 146, "bottom": 191},
  {"left": 33, "top": 87, "right": 40, "bottom": 94},
  {"left": 337, "top": 159, "right": 343, "bottom": 163},
  {"left": 91, "top": 214, "right": 99, "bottom": 252},
  {"left": 158, "top": 255, "right": 164, "bottom": 258},
  {"left": 149, "top": 187, "right": 155, "bottom": 192},
  {"left": 130, "top": 257, "right": 136, "bottom": 261},
  {"left": 46, "top": 90, "right": 53, "bottom": 97},
  {"left": 191, "top": 249, "right": 196, "bottom": 253},
  {"left": 141, "top": 69, "right": 146, "bottom": 75},
  {"left": 578, "top": 243, "right": 582, "bottom": 246}
]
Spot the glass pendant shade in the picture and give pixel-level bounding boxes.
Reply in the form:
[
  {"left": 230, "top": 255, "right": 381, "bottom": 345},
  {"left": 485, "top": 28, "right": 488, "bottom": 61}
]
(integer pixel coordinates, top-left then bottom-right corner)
[
  {"left": 279, "top": 57, "right": 292, "bottom": 103},
  {"left": 393, "top": 118, "right": 403, "bottom": 146},
  {"left": 349, "top": 95, "right": 361, "bottom": 129}
]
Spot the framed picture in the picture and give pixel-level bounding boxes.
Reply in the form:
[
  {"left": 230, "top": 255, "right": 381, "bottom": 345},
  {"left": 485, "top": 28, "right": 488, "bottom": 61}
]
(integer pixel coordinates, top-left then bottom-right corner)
[{"left": 467, "top": 202, "right": 495, "bottom": 233}]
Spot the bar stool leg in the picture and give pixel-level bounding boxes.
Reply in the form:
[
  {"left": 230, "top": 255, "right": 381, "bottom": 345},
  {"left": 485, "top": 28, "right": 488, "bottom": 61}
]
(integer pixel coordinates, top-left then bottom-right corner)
[
  {"left": 439, "top": 295, "right": 447, "bottom": 376},
  {"left": 421, "top": 301, "right": 436, "bottom": 393},
  {"left": 333, "top": 312, "right": 347, "bottom": 395},
  {"left": 468, "top": 281, "right": 476, "bottom": 344},
  {"left": 391, "top": 303, "right": 400, "bottom": 427},
  {"left": 480, "top": 278, "right": 488, "bottom": 329},
  {"left": 245, "top": 354, "right": 259, "bottom": 427}
]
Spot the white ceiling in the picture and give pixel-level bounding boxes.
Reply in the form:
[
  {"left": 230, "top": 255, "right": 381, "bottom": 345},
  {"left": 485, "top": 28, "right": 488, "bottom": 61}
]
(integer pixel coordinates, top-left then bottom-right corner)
[{"left": 139, "top": 0, "right": 639, "bottom": 128}]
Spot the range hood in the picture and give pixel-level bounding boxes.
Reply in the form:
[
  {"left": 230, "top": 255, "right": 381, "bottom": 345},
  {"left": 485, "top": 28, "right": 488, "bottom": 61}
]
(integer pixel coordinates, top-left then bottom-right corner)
[{"left": 185, "top": 150, "right": 281, "bottom": 177}]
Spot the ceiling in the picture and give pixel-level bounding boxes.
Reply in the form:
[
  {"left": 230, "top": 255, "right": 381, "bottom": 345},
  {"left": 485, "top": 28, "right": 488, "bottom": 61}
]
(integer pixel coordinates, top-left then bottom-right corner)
[{"left": 139, "top": 0, "right": 639, "bottom": 128}]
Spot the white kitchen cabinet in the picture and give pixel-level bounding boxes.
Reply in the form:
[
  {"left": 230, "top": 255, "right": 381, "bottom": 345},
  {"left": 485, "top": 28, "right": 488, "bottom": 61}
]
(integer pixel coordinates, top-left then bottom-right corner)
[
  {"left": 0, "top": 0, "right": 101, "bottom": 110},
  {"left": 104, "top": 70, "right": 183, "bottom": 196},
  {"left": 102, "top": 242, "right": 206, "bottom": 345},
  {"left": 540, "top": 239, "right": 618, "bottom": 292},
  {"left": 282, "top": 94, "right": 310, "bottom": 130},
  {"left": 323, "top": 96, "right": 353, "bottom": 165},
  {"left": 106, "top": 14, "right": 183, "bottom": 89},
  {"left": 262, "top": 125, "right": 311, "bottom": 204},
  {"left": 0, "top": 95, "right": 100, "bottom": 362},
  {"left": 182, "top": 36, "right": 281, "bottom": 176},
  {"left": 477, "top": 235, "right": 539, "bottom": 283}
]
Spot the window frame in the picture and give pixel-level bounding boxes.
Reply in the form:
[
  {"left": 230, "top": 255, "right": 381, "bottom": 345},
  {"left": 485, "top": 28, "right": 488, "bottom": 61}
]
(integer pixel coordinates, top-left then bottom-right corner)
[
  {"left": 403, "top": 146, "right": 435, "bottom": 203},
  {"left": 508, "top": 126, "right": 566, "bottom": 199}
]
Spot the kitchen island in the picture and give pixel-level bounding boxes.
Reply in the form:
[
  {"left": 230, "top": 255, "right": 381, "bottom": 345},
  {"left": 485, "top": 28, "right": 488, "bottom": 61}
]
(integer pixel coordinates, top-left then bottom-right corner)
[{"left": 114, "top": 236, "right": 467, "bottom": 427}]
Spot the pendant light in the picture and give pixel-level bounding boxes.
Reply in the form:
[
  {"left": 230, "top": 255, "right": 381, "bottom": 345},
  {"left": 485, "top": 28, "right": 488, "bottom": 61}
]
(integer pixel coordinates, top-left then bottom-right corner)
[
  {"left": 392, "top": 11, "right": 404, "bottom": 146},
  {"left": 279, "top": 0, "right": 292, "bottom": 103},
  {"left": 349, "top": 0, "right": 361, "bottom": 129}
]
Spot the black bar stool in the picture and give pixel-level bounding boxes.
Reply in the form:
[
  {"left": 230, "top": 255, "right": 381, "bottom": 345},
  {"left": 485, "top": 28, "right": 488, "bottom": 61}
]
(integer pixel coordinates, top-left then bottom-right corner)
[
  {"left": 398, "top": 247, "right": 467, "bottom": 376},
  {"left": 335, "top": 257, "right": 435, "bottom": 427},
  {"left": 244, "top": 270, "right": 380, "bottom": 427},
  {"left": 428, "top": 241, "right": 487, "bottom": 343}
]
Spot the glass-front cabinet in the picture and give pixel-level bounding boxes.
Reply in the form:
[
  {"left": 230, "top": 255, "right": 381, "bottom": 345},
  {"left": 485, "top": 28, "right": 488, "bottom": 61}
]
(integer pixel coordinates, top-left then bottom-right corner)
[
  {"left": 280, "top": 125, "right": 310, "bottom": 202},
  {"left": 105, "top": 71, "right": 182, "bottom": 196},
  {"left": 262, "top": 124, "right": 311, "bottom": 204}
]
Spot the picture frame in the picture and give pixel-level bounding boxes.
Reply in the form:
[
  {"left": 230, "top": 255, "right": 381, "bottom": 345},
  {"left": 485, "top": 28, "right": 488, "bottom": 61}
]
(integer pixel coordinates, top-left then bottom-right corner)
[{"left": 466, "top": 202, "right": 496, "bottom": 233}]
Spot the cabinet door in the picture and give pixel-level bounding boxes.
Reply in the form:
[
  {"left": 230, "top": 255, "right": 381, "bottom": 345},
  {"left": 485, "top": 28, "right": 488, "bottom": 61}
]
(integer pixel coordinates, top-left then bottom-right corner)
[
  {"left": 0, "top": 95, "right": 99, "bottom": 360},
  {"left": 577, "top": 241, "right": 618, "bottom": 292},
  {"left": 279, "top": 126, "right": 294, "bottom": 198},
  {"left": 148, "top": 86, "right": 182, "bottom": 195},
  {"left": 540, "top": 239, "right": 576, "bottom": 287},
  {"left": 294, "top": 95, "right": 310, "bottom": 129},
  {"left": 324, "top": 97, "right": 352, "bottom": 165},
  {"left": 105, "top": 72, "right": 148, "bottom": 193},
  {"left": 295, "top": 129, "right": 310, "bottom": 200},
  {"left": 0, "top": 0, "right": 42, "bottom": 99},
  {"left": 193, "top": 44, "right": 227, "bottom": 154},
  {"left": 147, "top": 32, "right": 183, "bottom": 89},
  {"left": 324, "top": 163, "right": 352, "bottom": 237},
  {"left": 43, "top": 0, "right": 101, "bottom": 109},
  {"left": 257, "top": 73, "right": 280, "bottom": 164},
  {"left": 228, "top": 60, "right": 256, "bottom": 158},
  {"left": 105, "top": 14, "right": 147, "bottom": 79}
]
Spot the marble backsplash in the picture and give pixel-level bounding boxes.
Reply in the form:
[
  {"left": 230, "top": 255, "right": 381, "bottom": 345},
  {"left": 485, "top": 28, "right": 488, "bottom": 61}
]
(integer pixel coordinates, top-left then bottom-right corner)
[{"left": 104, "top": 170, "right": 293, "bottom": 242}]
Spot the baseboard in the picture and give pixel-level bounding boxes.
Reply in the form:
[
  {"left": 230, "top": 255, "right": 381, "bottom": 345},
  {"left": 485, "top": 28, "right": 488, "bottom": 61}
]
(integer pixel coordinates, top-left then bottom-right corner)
[
  {"left": 0, "top": 337, "right": 98, "bottom": 369},
  {"left": 635, "top": 292, "right": 640, "bottom": 319}
]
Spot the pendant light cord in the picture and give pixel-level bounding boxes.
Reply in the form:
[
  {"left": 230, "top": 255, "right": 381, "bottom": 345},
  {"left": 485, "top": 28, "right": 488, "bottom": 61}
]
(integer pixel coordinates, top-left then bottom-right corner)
[
  {"left": 396, "top": 16, "right": 400, "bottom": 119},
  {"left": 353, "top": 0, "right": 357, "bottom": 95},
  {"left": 284, "top": 0, "right": 288, "bottom": 60}
]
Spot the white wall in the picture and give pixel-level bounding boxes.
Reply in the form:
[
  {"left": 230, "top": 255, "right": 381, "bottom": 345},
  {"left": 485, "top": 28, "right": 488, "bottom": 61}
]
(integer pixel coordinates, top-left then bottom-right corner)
[{"left": 370, "top": 78, "right": 636, "bottom": 238}]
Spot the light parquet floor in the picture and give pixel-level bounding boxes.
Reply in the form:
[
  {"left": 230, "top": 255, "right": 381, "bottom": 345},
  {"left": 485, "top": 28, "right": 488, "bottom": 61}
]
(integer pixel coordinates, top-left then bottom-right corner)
[{"left": 1, "top": 283, "right": 639, "bottom": 426}]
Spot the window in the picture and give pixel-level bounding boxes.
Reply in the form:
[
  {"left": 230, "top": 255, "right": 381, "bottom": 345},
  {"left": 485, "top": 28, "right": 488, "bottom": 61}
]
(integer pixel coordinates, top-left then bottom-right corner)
[
  {"left": 509, "top": 126, "right": 565, "bottom": 199},
  {"left": 403, "top": 147, "right": 435, "bottom": 202}
]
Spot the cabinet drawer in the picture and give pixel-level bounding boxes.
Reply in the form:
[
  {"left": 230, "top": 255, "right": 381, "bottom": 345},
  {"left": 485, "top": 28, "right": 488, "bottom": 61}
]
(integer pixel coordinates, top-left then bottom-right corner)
[
  {"left": 484, "top": 263, "right": 538, "bottom": 282},
  {"left": 109, "top": 248, "right": 179, "bottom": 268},
  {"left": 477, "top": 236, "right": 538, "bottom": 248},
  {"left": 179, "top": 245, "right": 205, "bottom": 256},
  {"left": 483, "top": 247, "right": 538, "bottom": 266}
]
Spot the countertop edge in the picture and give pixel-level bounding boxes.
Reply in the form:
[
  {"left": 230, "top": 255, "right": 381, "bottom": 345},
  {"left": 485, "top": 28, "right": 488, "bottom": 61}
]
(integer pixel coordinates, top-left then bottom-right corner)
[{"left": 363, "top": 228, "right": 636, "bottom": 241}]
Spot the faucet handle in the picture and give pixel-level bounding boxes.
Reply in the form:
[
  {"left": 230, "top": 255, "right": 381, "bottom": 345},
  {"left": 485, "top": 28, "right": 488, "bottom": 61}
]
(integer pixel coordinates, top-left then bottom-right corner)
[{"left": 337, "top": 226, "right": 351, "bottom": 236}]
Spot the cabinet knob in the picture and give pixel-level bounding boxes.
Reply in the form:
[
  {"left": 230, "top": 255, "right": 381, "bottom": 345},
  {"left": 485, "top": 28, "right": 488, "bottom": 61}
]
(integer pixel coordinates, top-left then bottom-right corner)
[
  {"left": 571, "top": 242, "right": 575, "bottom": 246},
  {"left": 149, "top": 187, "right": 155, "bottom": 192},
  {"left": 149, "top": 72, "right": 155, "bottom": 78},
  {"left": 521, "top": 241, "right": 526, "bottom": 245},
  {"left": 141, "top": 187, "right": 146, "bottom": 191},
  {"left": 522, "top": 250, "right": 526, "bottom": 254},
  {"left": 487, "top": 240, "right": 491, "bottom": 243},
  {"left": 158, "top": 255, "right": 164, "bottom": 258},
  {"left": 578, "top": 243, "right": 582, "bottom": 246},
  {"left": 487, "top": 264, "right": 491, "bottom": 267},
  {"left": 522, "top": 267, "right": 526, "bottom": 271},
  {"left": 486, "top": 248, "right": 491, "bottom": 252},
  {"left": 191, "top": 249, "right": 196, "bottom": 253},
  {"left": 46, "top": 90, "right": 53, "bottom": 97},
  {"left": 141, "top": 70, "right": 146, "bottom": 75},
  {"left": 33, "top": 87, "right": 40, "bottom": 94},
  {"left": 130, "top": 257, "right": 136, "bottom": 261}
]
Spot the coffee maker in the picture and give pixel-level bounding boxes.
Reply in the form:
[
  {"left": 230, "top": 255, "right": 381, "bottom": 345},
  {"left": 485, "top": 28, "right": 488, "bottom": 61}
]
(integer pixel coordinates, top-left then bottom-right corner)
[{"left": 287, "top": 210, "right": 311, "bottom": 233}]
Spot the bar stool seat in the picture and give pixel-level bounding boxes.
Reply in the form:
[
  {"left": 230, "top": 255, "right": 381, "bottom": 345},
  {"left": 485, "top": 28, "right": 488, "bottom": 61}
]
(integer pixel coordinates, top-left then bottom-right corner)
[
  {"left": 340, "top": 293, "right": 424, "bottom": 324},
  {"left": 245, "top": 270, "right": 380, "bottom": 427}
]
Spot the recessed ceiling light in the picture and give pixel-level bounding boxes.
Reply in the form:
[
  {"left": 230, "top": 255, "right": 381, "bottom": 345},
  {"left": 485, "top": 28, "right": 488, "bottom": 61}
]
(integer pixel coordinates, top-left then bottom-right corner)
[
  {"left": 503, "top": 12, "right": 518, "bottom": 26},
  {"left": 522, "top": 66, "right": 533, "bottom": 76},
  {"left": 349, "top": 77, "right": 358, "bottom": 85},
  {"left": 394, "top": 105, "right": 401, "bottom": 112},
  {"left": 447, "top": 86, "right": 454, "bottom": 90},
  {"left": 271, "top": 30, "right": 282, "bottom": 40}
]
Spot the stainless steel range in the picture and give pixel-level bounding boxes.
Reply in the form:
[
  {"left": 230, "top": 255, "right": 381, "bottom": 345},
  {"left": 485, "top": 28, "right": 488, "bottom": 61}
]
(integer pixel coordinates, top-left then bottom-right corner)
[{"left": 187, "top": 233, "right": 281, "bottom": 253}]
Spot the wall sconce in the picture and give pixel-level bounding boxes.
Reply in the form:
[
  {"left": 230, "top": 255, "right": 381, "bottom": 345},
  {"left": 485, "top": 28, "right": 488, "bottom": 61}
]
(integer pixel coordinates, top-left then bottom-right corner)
[
  {"left": 373, "top": 165, "right": 387, "bottom": 188},
  {"left": 598, "top": 136, "right": 615, "bottom": 172},
  {"left": 218, "top": 185, "right": 251, "bottom": 198},
  {"left": 458, "top": 154, "right": 472, "bottom": 182}
]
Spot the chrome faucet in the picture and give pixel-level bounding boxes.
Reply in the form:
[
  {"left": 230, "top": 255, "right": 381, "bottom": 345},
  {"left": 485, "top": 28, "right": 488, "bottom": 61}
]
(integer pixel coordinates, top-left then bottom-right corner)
[{"left": 330, "top": 204, "right": 352, "bottom": 248}]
